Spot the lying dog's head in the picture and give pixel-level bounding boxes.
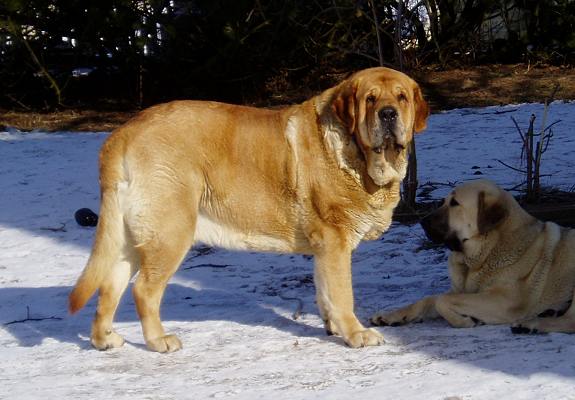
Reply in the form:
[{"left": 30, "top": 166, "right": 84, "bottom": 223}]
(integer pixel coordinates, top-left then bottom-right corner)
[
  {"left": 331, "top": 67, "right": 429, "bottom": 186},
  {"left": 420, "top": 180, "right": 509, "bottom": 253}
]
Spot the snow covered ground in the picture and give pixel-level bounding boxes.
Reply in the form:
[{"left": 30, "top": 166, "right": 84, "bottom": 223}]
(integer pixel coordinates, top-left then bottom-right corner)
[{"left": 1, "top": 101, "right": 574, "bottom": 399}]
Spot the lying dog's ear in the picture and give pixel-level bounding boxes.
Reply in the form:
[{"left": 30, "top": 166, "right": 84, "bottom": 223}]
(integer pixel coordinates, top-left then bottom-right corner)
[
  {"left": 332, "top": 82, "right": 358, "bottom": 134},
  {"left": 413, "top": 85, "right": 429, "bottom": 133},
  {"left": 477, "top": 191, "right": 508, "bottom": 234}
]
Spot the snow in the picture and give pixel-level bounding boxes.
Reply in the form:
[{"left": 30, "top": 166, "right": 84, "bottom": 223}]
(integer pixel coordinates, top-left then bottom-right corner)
[{"left": 1, "top": 101, "right": 574, "bottom": 399}]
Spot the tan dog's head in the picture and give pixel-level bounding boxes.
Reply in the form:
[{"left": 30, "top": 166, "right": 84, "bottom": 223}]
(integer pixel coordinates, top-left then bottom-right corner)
[
  {"left": 331, "top": 67, "right": 429, "bottom": 186},
  {"left": 420, "top": 180, "right": 509, "bottom": 254}
]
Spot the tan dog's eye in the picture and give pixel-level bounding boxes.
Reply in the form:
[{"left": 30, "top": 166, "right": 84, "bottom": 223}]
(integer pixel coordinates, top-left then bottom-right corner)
[
  {"left": 398, "top": 93, "right": 407, "bottom": 102},
  {"left": 366, "top": 95, "right": 376, "bottom": 104},
  {"left": 372, "top": 146, "right": 383, "bottom": 154},
  {"left": 450, "top": 198, "right": 459, "bottom": 207}
]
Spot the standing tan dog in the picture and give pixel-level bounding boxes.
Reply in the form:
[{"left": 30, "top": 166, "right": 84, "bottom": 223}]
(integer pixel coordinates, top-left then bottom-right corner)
[
  {"left": 69, "top": 67, "right": 429, "bottom": 352},
  {"left": 371, "top": 180, "right": 575, "bottom": 334}
]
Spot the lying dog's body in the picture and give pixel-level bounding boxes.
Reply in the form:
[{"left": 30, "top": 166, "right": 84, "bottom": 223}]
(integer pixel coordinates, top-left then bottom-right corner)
[
  {"left": 69, "top": 67, "right": 429, "bottom": 352},
  {"left": 371, "top": 180, "right": 575, "bottom": 333}
]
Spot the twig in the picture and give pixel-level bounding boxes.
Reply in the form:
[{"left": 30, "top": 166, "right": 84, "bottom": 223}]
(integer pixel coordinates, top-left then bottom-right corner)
[
  {"left": 541, "top": 130, "right": 554, "bottom": 153},
  {"left": 369, "top": 0, "right": 384, "bottom": 67},
  {"left": 4, "top": 306, "right": 63, "bottom": 326},
  {"left": 394, "top": 0, "right": 404, "bottom": 70},
  {"left": 39, "top": 223, "right": 67, "bottom": 232},
  {"left": 510, "top": 116, "right": 526, "bottom": 145},
  {"left": 419, "top": 181, "right": 459, "bottom": 188},
  {"left": 7, "top": 18, "right": 63, "bottom": 105},
  {"left": 544, "top": 120, "right": 562, "bottom": 132},
  {"left": 278, "top": 294, "right": 304, "bottom": 320},
  {"left": 548, "top": 83, "right": 561, "bottom": 103},
  {"left": 5, "top": 94, "right": 32, "bottom": 110},
  {"left": 480, "top": 108, "right": 519, "bottom": 115},
  {"left": 183, "top": 263, "right": 231, "bottom": 270},
  {"left": 496, "top": 159, "right": 526, "bottom": 173},
  {"left": 526, "top": 114, "right": 536, "bottom": 200}
]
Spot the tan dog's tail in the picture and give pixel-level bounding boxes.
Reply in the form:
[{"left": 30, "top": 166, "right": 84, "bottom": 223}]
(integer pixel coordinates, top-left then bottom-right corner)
[
  {"left": 69, "top": 187, "right": 126, "bottom": 314},
  {"left": 69, "top": 132, "right": 131, "bottom": 313}
]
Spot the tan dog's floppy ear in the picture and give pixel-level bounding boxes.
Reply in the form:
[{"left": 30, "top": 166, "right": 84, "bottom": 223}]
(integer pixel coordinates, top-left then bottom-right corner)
[
  {"left": 332, "top": 82, "right": 357, "bottom": 133},
  {"left": 477, "top": 191, "right": 508, "bottom": 234},
  {"left": 413, "top": 85, "right": 429, "bottom": 132}
]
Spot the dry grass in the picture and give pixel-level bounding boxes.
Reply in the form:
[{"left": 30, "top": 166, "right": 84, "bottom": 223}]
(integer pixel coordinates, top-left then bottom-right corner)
[
  {"left": 1, "top": 63, "right": 574, "bottom": 132},
  {"left": 415, "top": 63, "right": 575, "bottom": 110}
]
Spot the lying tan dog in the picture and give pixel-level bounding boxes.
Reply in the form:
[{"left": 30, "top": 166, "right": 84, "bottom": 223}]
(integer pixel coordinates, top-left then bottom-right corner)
[
  {"left": 69, "top": 67, "right": 429, "bottom": 352},
  {"left": 371, "top": 179, "right": 575, "bottom": 334}
]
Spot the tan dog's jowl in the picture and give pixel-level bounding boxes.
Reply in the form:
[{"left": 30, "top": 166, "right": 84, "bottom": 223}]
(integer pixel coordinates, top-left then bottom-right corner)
[
  {"left": 69, "top": 67, "right": 429, "bottom": 352},
  {"left": 371, "top": 179, "right": 575, "bottom": 334}
]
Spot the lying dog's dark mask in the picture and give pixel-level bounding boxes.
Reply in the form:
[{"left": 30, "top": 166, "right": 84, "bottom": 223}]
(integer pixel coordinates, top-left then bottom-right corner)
[
  {"left": 444, "top": 233, "right": 463, "bottom": 252},
  {"left": 420, "top": 210, "right": 463, "bottom": 252},
  {"left": 420, "top": 211, "right": 448, "bottom": 244}
]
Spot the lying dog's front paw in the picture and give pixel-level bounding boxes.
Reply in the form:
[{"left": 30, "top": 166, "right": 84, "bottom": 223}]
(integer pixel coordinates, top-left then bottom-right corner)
[
  {"left": 344, "top": 328, "right": 384, "bottom": 348},
  {"left": 460, "top": 314, "right": 484, "bottom": 327},
  {"left": 370, "top": 311, "right": 408, "bottom": 327},
  {"left": 510, "top": 324, "right": 539, "bottom": 335}
]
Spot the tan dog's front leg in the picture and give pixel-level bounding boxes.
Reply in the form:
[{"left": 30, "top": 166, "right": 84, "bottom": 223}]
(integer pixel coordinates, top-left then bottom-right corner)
[
  {"left": 313, "top": 236, "right": 383, "bottom": 348},
  {"left": 370, "top": 296, "right": 439, "bottom": 326}
]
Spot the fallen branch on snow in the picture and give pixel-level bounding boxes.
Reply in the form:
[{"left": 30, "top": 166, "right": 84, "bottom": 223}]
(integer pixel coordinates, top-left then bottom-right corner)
[
  {"left": 183, "top": 263, "right": 231, "bottom": 270},
  {"left": 4, "top": 306, "right": 63, "bottom": 326},
  {"left": 39, "top": 223, "right": 67, "bottom": 232},
  {"left": 278, "top": 294, "right": 304, "bottom": 320}
]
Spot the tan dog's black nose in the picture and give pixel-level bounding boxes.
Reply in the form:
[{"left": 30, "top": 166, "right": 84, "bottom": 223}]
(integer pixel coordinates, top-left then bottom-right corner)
[
  {"left": 378, "top": 107, "right": 397, "bottom": 122},
  {"left": 378, "top": 107, "right": 404, "bottom": 147}
]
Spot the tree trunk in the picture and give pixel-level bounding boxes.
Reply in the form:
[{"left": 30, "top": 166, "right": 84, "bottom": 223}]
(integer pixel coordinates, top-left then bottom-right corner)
[{"left": 403, "top": 137, "right": 418, "bottom": 208}]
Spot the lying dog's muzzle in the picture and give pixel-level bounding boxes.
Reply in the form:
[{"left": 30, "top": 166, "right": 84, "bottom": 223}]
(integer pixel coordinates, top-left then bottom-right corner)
[
  {"left": 420, "top": 211, "right": 448, "bottom": 244},
  {"left": 444, "top": 234, "right": 463, "bottom": 252},
  {"left": 420, "top": 211, "right": 464, "bottom": 252}
]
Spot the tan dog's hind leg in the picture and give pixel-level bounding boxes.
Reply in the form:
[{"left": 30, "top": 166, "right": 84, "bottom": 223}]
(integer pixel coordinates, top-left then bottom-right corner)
[
  {"left": 133, "top": 223, "right": 195, "bottom": 352},
  {"left": 91, "top": 255, "right": 138, "bottom": 350},
  {"left": 312, "top": 229, "right": 384, "bottom": 348},
  {"left": 370, "top": 296, "right": 439, "bottom": 327},
  {"left": 130, "top": 185, "right": 198, "bottom": 353}
]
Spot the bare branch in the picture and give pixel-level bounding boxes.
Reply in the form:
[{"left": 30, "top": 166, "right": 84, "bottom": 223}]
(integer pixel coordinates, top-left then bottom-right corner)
[
  {"left": 7, "top": 18, "right": 63, "bottom": 105},
  {"left": 278, "top": 294, "right": 304, "bottom": 320},
  {"left": 510, "top": 116, "right": 526, "bottom": 146},
  {"left": 544, "top": 120, "right": 562, "bottom": 133},
  {"left": 369, "top": 0, "right": 384, "bottom": 66},
  {"left": 496, "top": 159, "right": 526, "bottom": 173},
  {"left": 39, "top": 223, "right": 67, "bottom": 232},
  {"left": 183, "top": 264, "right": 231, "bottom": 270},
  {"left": 4, "top": 306, "right": 63, "bottom": 326}
]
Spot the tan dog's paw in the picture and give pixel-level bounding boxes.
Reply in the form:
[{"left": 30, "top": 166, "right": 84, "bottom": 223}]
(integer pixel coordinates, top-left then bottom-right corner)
[
  {"left": 91, "top": 330, "right": 125, "bottom": 351},
  {"left": 324, "top": 319, "right": 341, "bottom": 336},
  {"left": 146, "top": 334, "right": 183, "bottom": 353},
  {"left": 370, "top": 310, "right": 410, "bottom": 327},
  {"left": 344, "top": 328, "right": 384, "bottom": 348}
]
